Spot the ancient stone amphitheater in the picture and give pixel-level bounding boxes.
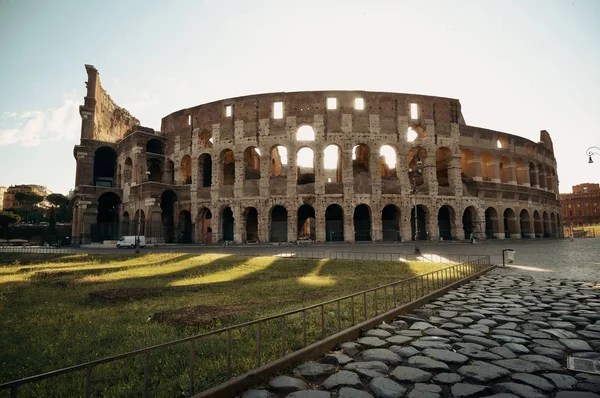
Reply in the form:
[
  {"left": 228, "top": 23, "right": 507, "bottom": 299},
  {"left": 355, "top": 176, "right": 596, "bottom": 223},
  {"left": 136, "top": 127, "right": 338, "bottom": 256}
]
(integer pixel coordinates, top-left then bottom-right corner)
[{"left": 72, "top": 65, "right": 561, "bottom": 244}]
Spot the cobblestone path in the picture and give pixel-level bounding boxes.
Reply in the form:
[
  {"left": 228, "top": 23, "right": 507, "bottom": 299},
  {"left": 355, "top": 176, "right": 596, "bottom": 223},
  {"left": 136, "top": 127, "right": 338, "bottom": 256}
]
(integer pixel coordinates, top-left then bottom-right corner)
[{"left": 242, "top": 270, "right": 600, "bottom": 398}]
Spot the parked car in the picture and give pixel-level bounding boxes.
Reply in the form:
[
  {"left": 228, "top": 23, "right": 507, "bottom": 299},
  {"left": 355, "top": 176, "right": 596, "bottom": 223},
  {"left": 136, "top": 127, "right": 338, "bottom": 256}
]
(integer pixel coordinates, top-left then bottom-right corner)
[{"left": 116, "top": 236, "right": 146, "bottom": 249}]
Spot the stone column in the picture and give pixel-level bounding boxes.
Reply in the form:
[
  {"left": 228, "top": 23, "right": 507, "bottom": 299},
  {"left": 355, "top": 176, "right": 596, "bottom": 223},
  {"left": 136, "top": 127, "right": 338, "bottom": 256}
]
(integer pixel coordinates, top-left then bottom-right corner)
[
  {"left": 471, "top": 153, "right": 482, "bottom": 182},
  {"left": 453, "top": 217, "right": 464, "bottom": 241},
  {"left": 211, "top": 155, "right": 220, "bottom": 202},
  {"left": 314, "top": 143, "right": 325, "bottom": 196},
  {"left": 427, "top": 206, "right": 437, "bottom": 241},
  {"left": 372, "top": 204, "right": 382, "bottom": 242},
  {"left": 234, "top": 152, "right": 244, "bottom": 198},
  {"left": 490, "top": 160, "right": 501, "bottom": 183},
  {"left": 287, "top": 144, "right": 297, "bottom": 197},
  {"left": 521, "top": 164, "right": 531, "bottom": 187},
  {"left": 449, "top": 155, "right": 463, "bottom": 196},
  {"left": 288, "top": 207, "right": 298, "bottom": 242},
  {"left": 233, "top": 204, "right": 243, "bottom": 244},
  {"left": 259, "top": 148, "right": 270, "bottom": 198},
  {"left": 258, "top": 205, "right": 269, "bottom": 243},
  {"left": 400, "top": 203, "right": 412, "bottom": 242},
  {"left": 315, "top": 206, "right": 325, "bottom": 242},
  {"left": 397, "top": 154, "right": 411, "bottom": 196},
  {"left": 508, "top": 162, "right": 517, "bottom": 185},
  {"left": 344, "top": 206, "right": 354, "bottom": 243}
]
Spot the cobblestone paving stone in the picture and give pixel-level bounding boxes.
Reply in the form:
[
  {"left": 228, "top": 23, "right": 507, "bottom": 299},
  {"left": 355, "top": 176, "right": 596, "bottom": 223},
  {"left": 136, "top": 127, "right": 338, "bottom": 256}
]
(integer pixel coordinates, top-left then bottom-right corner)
[{"left": 242, "top": 270, "right": 600, "bottom": 398}]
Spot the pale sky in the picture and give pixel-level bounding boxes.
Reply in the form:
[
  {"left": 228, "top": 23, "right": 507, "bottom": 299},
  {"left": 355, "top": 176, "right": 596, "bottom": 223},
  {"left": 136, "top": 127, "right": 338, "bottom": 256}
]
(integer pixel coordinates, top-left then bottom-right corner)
[{"left": 0, "top": 0, "right": 599, "bottom": 195}]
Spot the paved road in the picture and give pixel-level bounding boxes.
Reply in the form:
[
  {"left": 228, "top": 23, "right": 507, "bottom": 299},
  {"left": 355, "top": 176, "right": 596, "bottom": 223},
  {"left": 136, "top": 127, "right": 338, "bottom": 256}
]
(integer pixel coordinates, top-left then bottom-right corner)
[
  {"left": 83, "top": 238, "right": 600, "bottom": 282},
  {"left": 240, "top": 270, "right": 600, "bottom": 398}
]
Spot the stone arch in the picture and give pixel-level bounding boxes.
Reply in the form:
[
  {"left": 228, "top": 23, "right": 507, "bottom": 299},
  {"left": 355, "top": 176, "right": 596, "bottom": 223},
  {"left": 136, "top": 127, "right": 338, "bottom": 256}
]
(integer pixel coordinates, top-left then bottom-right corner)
[
  {"left": 180, "top": 155, "right": 192, "bottom": 185},
  {"left": 325, "top": 204, "right": 344, "bottom": 242},
  {"left": 529, "top": 162, "right": 537, "bottom": 187},
  {"left": 503, "top": 208, "right": 517, "bottom": 238},
  {"left": 198, "top": 207, "right": 212, "bottom": 244},
  {"left": 243, "top": 147, "right": 261, "bottom": 180},
  {"left": 121, "top": 211, "right": 130, "bottom": 235},
  {"left": 324, "top": 144, "right": 343, "bottom": 183},
  {"left": 538, "top": 165, "right": 547, "bottom": 189},
  {"left": 297, "top": 147, "right": 315, "bottom": 185},
  {"left": 93, "top": 192, "right": 120, "bottom": 241},
  {"left": 485, "top": 207, "right": 499, "bottom": 239},
  {"left": 380, "top": 145, "right": 398, "bottom": 178},
  {"left": 533, "top": 210, "right": 543, "bottom": 238},
  {"left": 178, "top": 210, "right": 192, "bottom": 243},
  {"left": 481, "top": 152, "right": 495, "bottom": 181},
  {"left": 297, "top": 204, "right": 315, "bottom": 240},
  {"left": 221, "top": 149, "right": 235, "bottom": 186},
  {"left": 94, "top": 146, "right": 117, "bottom": 187},
  {"left": 160, "top": 190, "right": 177, "bottom": 243},
  {"left": 497, "top": 136, "right": 509, "bottom": 149},
  {"left": 382, "top": 204, "right": 401, "bottom": 241},
  {"left": 436, "top": 147, "right": 453, "bottom": 188},
  {"left": 296, "top": 125, "right": 315, "bottom": 141},
  {"left": 542, "top": 211, "right": 550, "bottom": 237},
  {"left": 462, "top": 206, "right": 477, "bottom": 240},
  {"left": 270, "top": 205, "right": 288, "bottom": 242},
  {"left": 270, "top": 145, "right": 287, "bottom": 177},
  {"left": 199, "top": 129, "right": 213, "bottom": 148},
  {"left": 354, "top": 204, "right": 372, "bottom": 241},
  {"left": 499, "top": 156, "right": 512, "bottom": 183},
  {"left": 148, "top": 158, "right": 162, "bottom": 183},
  {"left": 166, "top": 160, "right": 175, "bottom": 184},
  {"left": 222, "top": 206, "right": 234, "bottom": 241},
  {"left": 520, "top": 209, "right": 532, "bottom": 238},
  {"left": 410, "top": 204, "right": 428, "bottom": 241},
  {"left": 146, "top": 139, "right": 164, "bottom": 155},
  {"left": 124, "top": 157, "right": 133, "bottom": 184},
  {"left": 438, "top": 205, "right": 456, "bottom": 240},
  {"left": 408, "top": 147, "right": 427, "bottom": 189},
  {"left": 198, "top": 153, "right": 212, "bottom": 188},
  {"left": 461, "top": 149, "right": 476, "bottom": 178},
  {"left": 353, "top": 144, "right": 370, "bottom": 174},
  {"left": 243, "top": 207, "right": 259, "bottom": 242}
]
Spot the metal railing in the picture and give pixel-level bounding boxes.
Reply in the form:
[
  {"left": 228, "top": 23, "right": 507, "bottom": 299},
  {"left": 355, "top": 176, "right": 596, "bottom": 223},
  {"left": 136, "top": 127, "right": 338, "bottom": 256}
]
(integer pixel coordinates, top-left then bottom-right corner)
[
  {"left": 0, "top": 246, "right": 77, "bottom": 254},
  {"left": 0, "top": 255, "right": 491, "bottom": 397}
]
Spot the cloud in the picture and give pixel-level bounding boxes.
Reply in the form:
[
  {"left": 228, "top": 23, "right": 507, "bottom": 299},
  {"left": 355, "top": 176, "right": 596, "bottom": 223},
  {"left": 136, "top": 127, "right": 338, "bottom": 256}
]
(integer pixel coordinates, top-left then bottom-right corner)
[{"left": 0, "top": 91, "right": 80, "bottom": 147}]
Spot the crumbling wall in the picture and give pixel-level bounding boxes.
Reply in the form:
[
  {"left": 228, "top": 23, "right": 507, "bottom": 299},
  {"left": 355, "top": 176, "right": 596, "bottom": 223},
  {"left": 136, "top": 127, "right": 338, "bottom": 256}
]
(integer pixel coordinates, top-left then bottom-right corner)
[{"left": 81, "top": 65, "right": 140, "bottom": 143}]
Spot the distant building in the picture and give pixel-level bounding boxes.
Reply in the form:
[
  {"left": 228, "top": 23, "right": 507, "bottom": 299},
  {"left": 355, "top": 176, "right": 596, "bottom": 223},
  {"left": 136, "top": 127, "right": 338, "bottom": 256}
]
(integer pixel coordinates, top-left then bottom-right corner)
[
  {"left": 0, "top": 186, "right": 6, "bottom": 211},
  {"left": 2, "top": 184, "right": 51, "bottom": 210},
  {"left": 560, "top": 183, "right": 600, "bottom": 227}
]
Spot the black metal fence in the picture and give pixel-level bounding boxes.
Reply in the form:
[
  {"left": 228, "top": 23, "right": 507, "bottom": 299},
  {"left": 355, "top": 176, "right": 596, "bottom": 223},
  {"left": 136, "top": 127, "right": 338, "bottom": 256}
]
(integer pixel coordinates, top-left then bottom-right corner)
[{"left": 0, "top": 255, "right": 491, "bottom": 397}]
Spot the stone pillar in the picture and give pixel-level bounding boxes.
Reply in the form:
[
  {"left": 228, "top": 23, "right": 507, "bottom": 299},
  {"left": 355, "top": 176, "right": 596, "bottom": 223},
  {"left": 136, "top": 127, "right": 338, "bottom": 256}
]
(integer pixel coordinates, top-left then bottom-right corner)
[
  {"left": 372, "top": 204, "right": 382, "bottom": 242},
  {"left": 315, "top": 207, "right": 325, "bottom": 242},
  {"left": 427, "top": 207, "right": 437, "bottom": 241},
  {"left": 490, "top": 160, "right": 501, "bottom": 183},
  {"left": 288, "top": 207, "right": 298, "bottom": 242},
  {"left": 258, "top": 205, "right": 269, "bottom": 243},
  {"left": 397, "top": 155, "right": 411, "bottom": 196},
  {"left": 259, "top": 148, "right": 271, "bottom": 198},
  {"left": 400, "top": 203, "right": 412, "bottom": 242},
  {"left": 453, "top": 217, "right": 464, "bottom": 241},
  {"left": 233, "top": 204, "right": 243, "bottom": 244},
  {"left": 211, "top": 155, "right": 220, "bottom": 202},
  {"left": 370, "top": 144, "right": 382, "bottom": 198},
  {"left": 532, "top": 168, "right": 539, "bottom": 188},
  {"left": 508, "top": 162, "right": 517, "bottom": 185},
  {"left": 344, "top": 206, "right": 354, "bottom": 243},
  {"left": 343, "top": 144, "right": 354, "bottom": 197},
  {"left": 449, "top": 155, "right": 462, "bottom": 196},
  {"left": 521, "top": 164, "right": 531, "bottom": 187},
  {"left": 287, "top": 144, "right": 297, "bottom": 197},
  {"left": 314, "top": 143, "right": 325, "bottom": 196},
  {"left": 424, "top": 159, "right": 438, "bottom": 196},
  {"left": 234, "top": 152, "right": 244, "bottom": 198},
  {"left": 471, "top": 153, "right": 482, "bottom": 182}
]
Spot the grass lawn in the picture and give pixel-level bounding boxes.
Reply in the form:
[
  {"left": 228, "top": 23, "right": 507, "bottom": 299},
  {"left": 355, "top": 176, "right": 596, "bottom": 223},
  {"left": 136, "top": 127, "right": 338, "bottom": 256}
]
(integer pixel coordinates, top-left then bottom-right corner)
[{"left": 0, "top": 252, "right": 458, "bottom": 397}]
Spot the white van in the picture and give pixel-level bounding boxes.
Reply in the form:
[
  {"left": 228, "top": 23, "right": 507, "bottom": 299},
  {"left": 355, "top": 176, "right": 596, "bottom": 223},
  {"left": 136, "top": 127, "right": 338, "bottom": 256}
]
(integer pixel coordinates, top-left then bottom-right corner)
[{"left": 116, "top": 236, "right": 146, "bottom": 249}]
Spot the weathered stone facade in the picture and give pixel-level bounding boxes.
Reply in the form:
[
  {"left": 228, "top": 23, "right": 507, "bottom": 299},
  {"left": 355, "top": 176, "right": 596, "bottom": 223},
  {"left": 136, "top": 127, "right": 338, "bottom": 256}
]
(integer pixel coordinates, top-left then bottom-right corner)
[
  {"left": 71, "top": 65, "right": 562, "bottom": 244},
  {"left": 560, "top": 183, "right": 600, "bottom": 227}
]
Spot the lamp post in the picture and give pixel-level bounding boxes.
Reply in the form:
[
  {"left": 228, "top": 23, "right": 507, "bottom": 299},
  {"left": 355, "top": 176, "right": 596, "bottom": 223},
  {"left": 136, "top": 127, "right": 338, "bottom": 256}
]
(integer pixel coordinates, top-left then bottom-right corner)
[
  {"left": 587, "top": 146, "right": 600, "bottom": 163},
  {"left": 408, "top": 154, "right": 423, "bottom": 255}
]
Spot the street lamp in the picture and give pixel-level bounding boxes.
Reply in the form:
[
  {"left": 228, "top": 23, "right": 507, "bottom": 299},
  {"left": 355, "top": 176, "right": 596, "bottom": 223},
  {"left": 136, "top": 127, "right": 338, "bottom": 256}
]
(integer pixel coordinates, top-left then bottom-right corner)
[
  {"left": 408, "top": 153, "right": 424, "bottom": 255},
  {"left": 587, "top": 146, "right": 600, "bottom": 164}
]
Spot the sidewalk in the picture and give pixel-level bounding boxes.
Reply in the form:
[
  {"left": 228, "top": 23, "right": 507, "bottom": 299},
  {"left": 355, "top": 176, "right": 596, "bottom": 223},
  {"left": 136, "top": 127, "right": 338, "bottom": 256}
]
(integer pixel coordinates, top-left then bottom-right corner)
[{"left": 241, "top": 268, "right": 600, "bottom": 398}]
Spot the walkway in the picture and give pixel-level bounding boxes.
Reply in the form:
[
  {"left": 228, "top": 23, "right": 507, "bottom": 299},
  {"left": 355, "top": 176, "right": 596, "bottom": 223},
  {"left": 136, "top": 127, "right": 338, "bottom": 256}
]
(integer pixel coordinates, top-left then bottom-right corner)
[{"left": 241, "top": 268, "right": 600, "bottom": 397}]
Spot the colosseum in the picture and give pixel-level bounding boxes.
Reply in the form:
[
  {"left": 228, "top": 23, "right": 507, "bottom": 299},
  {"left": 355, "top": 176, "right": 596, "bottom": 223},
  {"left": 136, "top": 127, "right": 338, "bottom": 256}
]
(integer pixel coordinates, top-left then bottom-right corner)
[{"left": 71, "top": 65, "right": 562, "bottom": 245}]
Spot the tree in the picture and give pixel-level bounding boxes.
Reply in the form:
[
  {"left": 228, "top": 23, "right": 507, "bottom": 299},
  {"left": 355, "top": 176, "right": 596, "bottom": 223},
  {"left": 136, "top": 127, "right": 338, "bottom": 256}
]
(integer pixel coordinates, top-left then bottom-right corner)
[
  {"left": 46, "top": 193, "right": 72, "bottom": 223},
  {"left": 46, "top": 193, "right": 70, "bottom": 207},
  {"left": 14, "top": 192, "right": 44, "bottom": 209},
  {"left": 0, "top": 211, "right": 21, "bottom": 239}
]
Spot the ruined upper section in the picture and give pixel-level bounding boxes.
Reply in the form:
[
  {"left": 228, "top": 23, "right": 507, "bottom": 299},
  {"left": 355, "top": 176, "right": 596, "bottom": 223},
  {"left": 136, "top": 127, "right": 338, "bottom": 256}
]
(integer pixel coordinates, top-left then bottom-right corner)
[{"left": 79, "top": 65, "right": 139, "bottom": 143}]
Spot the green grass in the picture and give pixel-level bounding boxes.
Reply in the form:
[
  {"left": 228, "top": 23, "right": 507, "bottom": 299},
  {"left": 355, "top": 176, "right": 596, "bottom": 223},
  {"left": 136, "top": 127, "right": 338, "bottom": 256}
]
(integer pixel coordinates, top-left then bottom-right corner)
[{"left": 0, "top": 252, "right": 463, "bottom": 397}]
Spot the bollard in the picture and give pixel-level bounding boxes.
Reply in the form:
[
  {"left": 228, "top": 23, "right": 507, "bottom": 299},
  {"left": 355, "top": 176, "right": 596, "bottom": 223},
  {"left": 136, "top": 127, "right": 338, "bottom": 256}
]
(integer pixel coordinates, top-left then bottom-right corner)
[{"left": 502, "top": 248, "right": 515, "bottom": 266}]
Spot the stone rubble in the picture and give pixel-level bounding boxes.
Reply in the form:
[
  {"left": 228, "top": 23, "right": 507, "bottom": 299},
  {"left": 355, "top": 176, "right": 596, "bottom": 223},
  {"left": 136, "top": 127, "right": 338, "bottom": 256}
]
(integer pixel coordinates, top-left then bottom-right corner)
[{"left": 243, "top": 273, "right": 600, "bottom": 398}]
